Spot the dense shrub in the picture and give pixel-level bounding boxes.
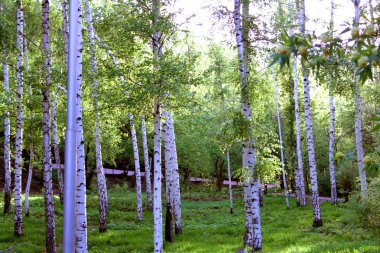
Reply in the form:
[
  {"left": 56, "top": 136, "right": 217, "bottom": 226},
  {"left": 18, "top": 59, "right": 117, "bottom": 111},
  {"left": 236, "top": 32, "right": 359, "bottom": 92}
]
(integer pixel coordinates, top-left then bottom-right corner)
[{"left": 353, "top": 177, "right": 380, "bottom": 229}]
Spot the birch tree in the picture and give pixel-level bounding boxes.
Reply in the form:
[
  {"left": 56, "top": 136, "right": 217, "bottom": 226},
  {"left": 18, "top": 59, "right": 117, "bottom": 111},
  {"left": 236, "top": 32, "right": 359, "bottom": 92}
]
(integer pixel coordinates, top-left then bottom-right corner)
[
  {"left": 152, "top": 0, "right": 163, "bottom": 251},
  {"left": 14, "top": 0, "right": 24, "bottom": 236},
  {"left": 85, "top": 0, "right": 109, "bottom": 232},
  {"left": 163, "top": 114, "right": 173, "bottom": 242},
  {"left": 141, "top": 117, "right": 153, "bottom": 211},
  {"left": 297, "top": 0, "right": 323, "bottom": 227},
  {"left": 287, "top": 0, "right": 306, "bottom": 207},
  {"left": 167, "top": 113, "right": 182, "bottom": 235},
  {"left": 52, "top": 95, "right": 64, "bottom": 204},
  {"left": 273, "top": 74, "right": 290, "bottom": 209},
  {"left": 327, "top": 0, "right": 337, "bottom": 205},
  {"left": 129, "top": 113, "right": 143, "bottom": 221},
  {"left": 75, "top": 2, "right": 88, "bottom": 251},
  {"left": 41, "top": 1, "right": 57, "bottom": 251},
  {"left": 2, "top": 45, "right": 11, "bottom": 215},
  {"left": 24, "top": 30, "right": 33, "bottom": 216},
  {"left": 234, "top": 0, "right": 262, "bottom": 250},
  {"left": 352, "top": 0, "right": 367, "bottom": 198}
]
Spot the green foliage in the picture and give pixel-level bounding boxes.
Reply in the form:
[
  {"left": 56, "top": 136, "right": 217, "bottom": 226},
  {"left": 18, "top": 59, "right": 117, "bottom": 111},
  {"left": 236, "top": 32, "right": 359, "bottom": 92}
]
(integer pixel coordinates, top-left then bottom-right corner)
[{"left": 351, "top": 177, "right": 380, "bottom": 229}]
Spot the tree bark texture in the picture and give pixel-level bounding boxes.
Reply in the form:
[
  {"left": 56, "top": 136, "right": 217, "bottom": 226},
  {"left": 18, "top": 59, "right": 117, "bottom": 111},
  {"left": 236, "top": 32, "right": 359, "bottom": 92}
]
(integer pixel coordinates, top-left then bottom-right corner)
[
  {"left": 352, "top": 0, "right": 367, "bottom": 198},
  {"left": 163, "top": 117, "right": 173, "bottom": 242},
  {"left": 74, "top": 3, "right": 88, "bottom": 252},
  {"left": 85, "top": 0, "right": 108, "bottom": 232},
  {"left": 152, "top": 0, "right": 163, "bottom": 251},
  {"left": 3, "top": 47, "right": 12, "bottom": 215},
  {"left": 234, "top": 0, "right": 262, "bottom": 250},
  {"left": 129, "top": 113, "right": 143, "bottom": 221},
  {"left": 302, "top": 75, "right": 323, "bottom": 227},
  {"left": 52, "top": 96, "right": 64, "bottom": 204},
  {"left": 42, "top": 1, "right": 57, "bottom": 251},
  {"left": 14, "top": 1, "right": 24, "bottom": 237},
  {"left": 166, "top": 113, "right": 182, "bottom": 235},
  {"left": 141, "top": 117, "right": 153, "bottom": 211}
]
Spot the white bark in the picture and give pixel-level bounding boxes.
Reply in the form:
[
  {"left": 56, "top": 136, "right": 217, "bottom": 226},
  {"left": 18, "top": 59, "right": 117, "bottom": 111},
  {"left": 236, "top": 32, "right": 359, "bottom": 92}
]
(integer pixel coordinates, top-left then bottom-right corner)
[
  {"left": 354, "top": 85, "right": 367, "bottom": 197},
  {"left": 130, "top": 113, "right": 143, "bottom": 221},
  {"left": 352, "top": 0, "right": 367, "bottom": 198},
  {"left": 167, "top": 112, "right": 182, "bottom": 235},
  {"left": 23, "top": 16, "right": 33, "bottom": 218},
  {"left": 42, "top": 1, "right": 57, "bottom": 251},
  {"left": 328, "top": 94, "right": 337, "bottom": 204},
  {"left": 298, "top": 0, "right": 323, "bottom": 226},
  {"left": 3, "top": 47, "right": 12, "bottom": 215},
  {"left": 153, "top": 0, "right": 163, "bottom": 251},
  {"left": 141, "top": 117, "right": 153, "bottom": 211},
  {"left": 14, "top": 1, "right": 24, "bottom": 237},
  {"left": 24, "top": 145, "right": 33, "bottom": 217},
  {"left": 234, "top": 0, "right": 262, "bottom": 250},
  {"left": 273, "top": 74, "right": 290, "bottom": 209},
  {"left": 52, "top": 96, "right": 64, "bottom": 203},
  {"left": 302, "top": 76, "right": 323, "bottom": 227},
  {"left": 74, "top": 3, "right": 88, "bottom": 252},
  {"left": 288, "top": 0, "right": 306, "bottom": 207},
  {"left": 61, "top": 0, "right": 69, "bottom": 66},
  {"left": 153, "top": 100, "right": 163, "bottom": 253},
  {"left": 163, "top": 116, "right": 173, "bottom": 242},
  {"left": 328, "top": 0, "right": 337, "bottom": 205},
  {"left": 294, "top": 61, "right": 306, "bottom": 208},
  {"left": 85, "top": 0, "right": 108, "bottom": 232}
]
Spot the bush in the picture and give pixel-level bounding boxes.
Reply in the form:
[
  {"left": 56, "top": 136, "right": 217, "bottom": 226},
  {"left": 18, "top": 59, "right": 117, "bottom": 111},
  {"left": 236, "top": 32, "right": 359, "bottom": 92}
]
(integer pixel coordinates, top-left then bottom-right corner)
[{"left": 353, "top": 177, "right": 380, "bottom": 229}]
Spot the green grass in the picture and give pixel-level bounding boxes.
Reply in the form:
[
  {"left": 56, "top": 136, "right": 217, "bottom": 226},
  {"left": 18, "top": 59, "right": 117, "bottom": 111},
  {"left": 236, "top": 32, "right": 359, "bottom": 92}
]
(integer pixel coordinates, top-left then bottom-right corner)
[{"left": 0, "top": 185, "right": 379, "bottom": 253}]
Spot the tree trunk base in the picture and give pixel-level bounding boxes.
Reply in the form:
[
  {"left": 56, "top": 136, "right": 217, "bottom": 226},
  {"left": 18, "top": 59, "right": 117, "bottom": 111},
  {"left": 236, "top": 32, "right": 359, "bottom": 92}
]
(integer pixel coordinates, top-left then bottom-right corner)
[
  {"left": 99, "top": 224, "right": 107, "bottom": 233},
  {"left": 230, "top": 208, "right": 234, "bottom": 214},
  {"left": 165, "top": 206, "right": 173, "bottom": 242},
  {"left": 175, "top": 226, "right": 182, "bottom": 235},
  {"left": 313, "top": 219, "right": 323, "bottom": 227}
]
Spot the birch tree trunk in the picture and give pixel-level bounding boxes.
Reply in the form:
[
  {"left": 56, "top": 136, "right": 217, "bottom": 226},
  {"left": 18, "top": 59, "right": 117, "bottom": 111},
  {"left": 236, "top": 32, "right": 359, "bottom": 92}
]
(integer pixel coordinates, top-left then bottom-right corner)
[
  {"left": 61, "top": 0, "right": 69, "bottom": 66},
  {"left": 163, "top": 117, "right": 173, "bottom": 242},
  {"left": 288, "top": 0, "right": 306, "bottom": 207},
  {"left": 352, "top": 0, "right": 367, "bottom": 198},
  {"left": 298, "top": 0, "right": 323, "bottom": 227},
  {"left": 328, "top": 0, "right": 337, "bottom": 205},
  {"left": 42, "top": 1, "right": 57, "bottom": 251},
  {"left": 52, "top": 95, "right": 64, "bottom": 204},
  {"left": 152, "top": 0, "right": 163, "bottom": 251},
  {"left": 153, "top": 99, "right": 163, "bottom": 253},
  {"left": 14, "top": 1, "right": 24, "bottom": 237},
  {"left": 85, "top": 0, "right": 109, "bottom": 232},
  {"left": 302, "top": 75, "right": 323, "bottom": 227},
  {"left": 217, "top": 60, "right": 234, "bottom": 214},
  {"left": 3, "top": 47, "right": 12, "bottom": 215},
  {"left": 141, "top": 117, "right": 153, "bottom": 211},
  {"left": 167, "top": 113, "right": 182, "bottom": 235},
  {"left": 234, "top": 0, "right": 262, "bottom": 250},
  {"left": 273, "top": 74, "right": 290, "bottom": 209},
  {"left": 74, "top": 3, "right": 88, "bottom": 252},
  {"left": 129, "top": 113, "right": 143, "bottom": 221},
  {"left": 23, "top": 20, "right": 34, "bottom": 217}
]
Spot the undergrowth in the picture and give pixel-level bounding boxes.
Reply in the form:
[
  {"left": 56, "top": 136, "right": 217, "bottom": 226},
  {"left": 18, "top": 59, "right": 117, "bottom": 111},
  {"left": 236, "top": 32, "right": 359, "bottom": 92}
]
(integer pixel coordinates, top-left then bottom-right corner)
[{"left": 0, "top": 184, "right": 379, "bottom": 252}]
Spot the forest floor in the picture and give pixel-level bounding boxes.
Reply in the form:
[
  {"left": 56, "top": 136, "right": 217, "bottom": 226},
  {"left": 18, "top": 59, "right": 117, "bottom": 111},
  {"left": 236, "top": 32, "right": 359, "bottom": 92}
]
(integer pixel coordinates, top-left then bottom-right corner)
[{"left": 0, "top": 185, "right": 379, "bottom": 253}]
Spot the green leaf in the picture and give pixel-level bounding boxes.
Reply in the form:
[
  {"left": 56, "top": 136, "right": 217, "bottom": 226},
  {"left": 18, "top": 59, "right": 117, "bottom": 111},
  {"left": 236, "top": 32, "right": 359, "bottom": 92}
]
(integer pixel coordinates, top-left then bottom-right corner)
[{"left": 372, "top": 124, "right": 380, "bottom": 132}]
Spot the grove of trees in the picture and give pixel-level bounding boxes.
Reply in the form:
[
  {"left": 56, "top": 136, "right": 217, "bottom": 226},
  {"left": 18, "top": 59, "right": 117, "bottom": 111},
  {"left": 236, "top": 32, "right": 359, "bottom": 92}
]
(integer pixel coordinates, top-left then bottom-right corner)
[{"left": 0, "top": 0, "right": 379, "bottom": 252}]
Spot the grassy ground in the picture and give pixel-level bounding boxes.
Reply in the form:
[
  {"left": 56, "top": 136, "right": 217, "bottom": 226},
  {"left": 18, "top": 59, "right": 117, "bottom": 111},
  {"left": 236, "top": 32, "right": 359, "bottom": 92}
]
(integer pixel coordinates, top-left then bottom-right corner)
[{"left": 0, "top": 185, "right": 379, "bottom": 253}]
